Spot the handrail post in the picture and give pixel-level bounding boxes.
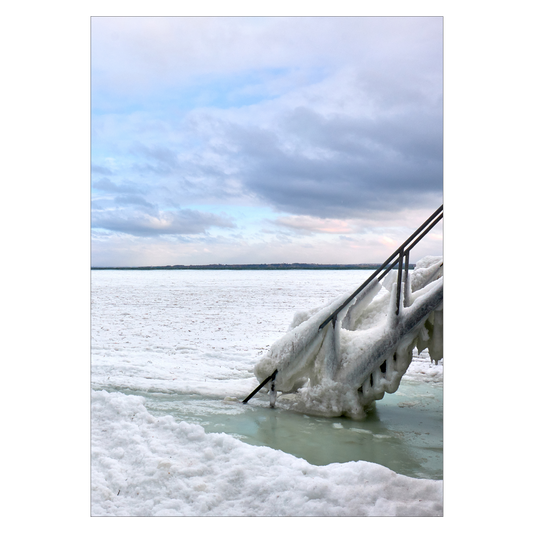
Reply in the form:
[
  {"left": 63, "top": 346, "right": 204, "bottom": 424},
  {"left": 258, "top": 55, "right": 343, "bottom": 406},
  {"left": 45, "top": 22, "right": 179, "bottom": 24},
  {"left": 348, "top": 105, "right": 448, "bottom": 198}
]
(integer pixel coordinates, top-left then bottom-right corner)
[
  {"left": 269, "top": 374, "right": 277, "bottom": 408},
  {"left": 403, "top": 249, "right": 410, "bottom": 308},
  {"left": 395, "top": 247, "right": 404, "bottom": 316}
]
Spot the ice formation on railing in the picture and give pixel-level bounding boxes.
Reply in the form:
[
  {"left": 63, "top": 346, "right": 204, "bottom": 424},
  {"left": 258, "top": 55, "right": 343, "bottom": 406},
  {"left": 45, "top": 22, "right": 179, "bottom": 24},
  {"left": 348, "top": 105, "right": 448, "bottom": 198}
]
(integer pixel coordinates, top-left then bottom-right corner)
[{"left": 253, "top": 256, "right": 443, "bottom": 419}]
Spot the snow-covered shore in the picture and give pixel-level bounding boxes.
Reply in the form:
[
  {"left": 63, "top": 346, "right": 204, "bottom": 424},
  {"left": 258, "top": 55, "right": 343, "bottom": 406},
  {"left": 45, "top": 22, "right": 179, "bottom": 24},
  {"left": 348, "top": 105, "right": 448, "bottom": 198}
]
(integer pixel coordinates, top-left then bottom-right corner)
[
  {"left": 92, "top": 389, "right": 442, "bottom": 516},
  {"left": 91, "top": 269, "right": 443, "bottom": 516}
]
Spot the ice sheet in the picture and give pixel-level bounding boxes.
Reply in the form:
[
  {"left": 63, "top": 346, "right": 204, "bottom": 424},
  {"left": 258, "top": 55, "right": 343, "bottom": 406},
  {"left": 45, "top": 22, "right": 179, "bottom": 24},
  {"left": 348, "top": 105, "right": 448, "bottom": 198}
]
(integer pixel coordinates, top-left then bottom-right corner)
[{"left": 91, "top": 269, "right": 386, "bottom": 398}]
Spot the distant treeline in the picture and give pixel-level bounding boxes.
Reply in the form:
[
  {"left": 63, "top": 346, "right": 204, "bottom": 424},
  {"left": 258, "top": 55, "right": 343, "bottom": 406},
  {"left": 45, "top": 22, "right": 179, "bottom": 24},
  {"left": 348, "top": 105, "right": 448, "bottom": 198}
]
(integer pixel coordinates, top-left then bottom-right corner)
[{"left": 91, "top": 263, "right": 414, "bottom": 271}]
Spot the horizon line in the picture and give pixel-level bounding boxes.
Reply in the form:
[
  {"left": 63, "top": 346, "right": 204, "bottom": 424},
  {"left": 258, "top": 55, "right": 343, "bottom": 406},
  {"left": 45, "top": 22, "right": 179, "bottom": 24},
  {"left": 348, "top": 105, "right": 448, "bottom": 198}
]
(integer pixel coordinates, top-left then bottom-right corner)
[{"left": 91, "top": 262, "right": 417, "bottom": 270}]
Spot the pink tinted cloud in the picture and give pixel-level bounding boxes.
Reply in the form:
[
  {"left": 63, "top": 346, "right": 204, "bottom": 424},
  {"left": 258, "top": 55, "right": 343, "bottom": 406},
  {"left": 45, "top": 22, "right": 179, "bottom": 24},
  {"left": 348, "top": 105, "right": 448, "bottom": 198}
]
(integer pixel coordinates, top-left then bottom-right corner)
[{"left": 275, "top": 215, "right": 356, "bottom": 234}]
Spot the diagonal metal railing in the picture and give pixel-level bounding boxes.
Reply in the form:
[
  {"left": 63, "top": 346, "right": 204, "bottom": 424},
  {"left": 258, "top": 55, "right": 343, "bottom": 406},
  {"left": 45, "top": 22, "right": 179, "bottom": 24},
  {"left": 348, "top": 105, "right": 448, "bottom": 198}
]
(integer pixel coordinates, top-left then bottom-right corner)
[
  {"left": 243, "top": 205, "right": 443, "bottom": 405},
  {"left": 318, "top": 205, "right": 443, "bottom": 329}
]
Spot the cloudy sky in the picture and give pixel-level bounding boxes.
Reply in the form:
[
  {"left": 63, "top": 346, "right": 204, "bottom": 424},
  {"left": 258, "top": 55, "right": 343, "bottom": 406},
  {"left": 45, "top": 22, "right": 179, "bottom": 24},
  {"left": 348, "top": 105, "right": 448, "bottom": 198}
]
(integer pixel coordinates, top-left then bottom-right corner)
[{"left": 91, "top": 16, "right": 443, "bottom": 267}]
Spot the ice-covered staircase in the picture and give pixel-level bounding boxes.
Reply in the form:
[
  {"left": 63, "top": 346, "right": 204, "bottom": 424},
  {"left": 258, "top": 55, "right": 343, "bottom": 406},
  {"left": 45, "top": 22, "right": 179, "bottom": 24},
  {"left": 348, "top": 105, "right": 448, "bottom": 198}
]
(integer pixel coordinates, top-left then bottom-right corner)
[{"left": 243, "top": 206, "right": 443, "bottom": 419}]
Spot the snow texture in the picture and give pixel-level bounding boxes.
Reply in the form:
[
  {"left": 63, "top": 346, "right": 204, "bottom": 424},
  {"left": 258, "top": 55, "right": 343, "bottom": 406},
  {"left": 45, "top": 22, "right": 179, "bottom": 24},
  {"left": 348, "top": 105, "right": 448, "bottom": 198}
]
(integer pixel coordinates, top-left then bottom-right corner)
[
  {"left": 254, "top": 257, "right": 443, "bottom": 418},
  {"left": 91, "top": 390, "right": 443, "bottom": 517},
  {"left": 91, "top": 267, "right": 443, "bottom": 516}
]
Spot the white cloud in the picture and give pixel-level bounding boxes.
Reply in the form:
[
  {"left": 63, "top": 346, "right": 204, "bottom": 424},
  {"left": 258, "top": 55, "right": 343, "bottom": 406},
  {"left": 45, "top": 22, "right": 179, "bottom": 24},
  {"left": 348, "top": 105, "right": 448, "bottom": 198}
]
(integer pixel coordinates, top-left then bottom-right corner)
[
  {"left": 91, "top": 17, "right": 442, "bottom": 96},
  {"left": 92, "top": 208, "right": 235, "bottom": 236},
  {"left": 274, "top": 215, "right": 356, "bottom": 234},
  {"left": 91, "top": 16, "right": 443, "bottom": 265}
]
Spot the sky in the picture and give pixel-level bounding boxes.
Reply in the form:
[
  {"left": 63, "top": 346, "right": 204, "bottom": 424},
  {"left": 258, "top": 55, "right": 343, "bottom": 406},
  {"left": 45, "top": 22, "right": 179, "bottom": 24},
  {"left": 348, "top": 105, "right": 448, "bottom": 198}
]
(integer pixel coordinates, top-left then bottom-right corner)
[{"left": 91, "top": 16, "right": 443, "bottom": 267}]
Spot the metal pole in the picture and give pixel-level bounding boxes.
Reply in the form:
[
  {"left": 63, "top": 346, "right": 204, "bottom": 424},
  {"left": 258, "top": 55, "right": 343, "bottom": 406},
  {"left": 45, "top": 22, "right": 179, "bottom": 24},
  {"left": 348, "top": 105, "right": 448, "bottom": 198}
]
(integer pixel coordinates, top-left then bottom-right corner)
[
  {"left": 269, "top": 375, "right": 277, "bottom": 408},
  {"left": 242, "top": 369, "right": 278, "bottom": 404},
  {"left": 395, "top": 248, "right": 403, "bottom": 316},
  {"left": 403, "top": 249, "right": 410, "bottom": 308}
]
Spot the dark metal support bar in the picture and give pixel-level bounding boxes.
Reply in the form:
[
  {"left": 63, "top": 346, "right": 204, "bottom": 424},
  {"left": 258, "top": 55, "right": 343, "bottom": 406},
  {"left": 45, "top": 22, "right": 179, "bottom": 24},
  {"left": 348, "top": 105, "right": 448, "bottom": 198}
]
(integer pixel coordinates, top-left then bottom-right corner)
[
  {"left": 242, "top": 369, "right": 278, "bottom": 404},
  {"left": 269, "top": 375, "right": 277, "bottom": 408},
  {"left": 378, "top": 213, "right": 446, "bottom": 281},
  {"left": 395, "top": 248, "right": 404, "bottom": 315},
  {"left": 405, "top": 212, "right": 443, "bottom": 255},
  {"left": 403, "top": 248, "right": 410, "bottom": 308}
]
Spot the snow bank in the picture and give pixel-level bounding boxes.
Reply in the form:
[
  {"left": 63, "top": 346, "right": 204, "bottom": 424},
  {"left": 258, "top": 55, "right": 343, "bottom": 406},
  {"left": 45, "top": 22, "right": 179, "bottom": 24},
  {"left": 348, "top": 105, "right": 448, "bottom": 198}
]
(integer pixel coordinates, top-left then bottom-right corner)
[
  {"left": 91, "top": 390, "right": 443, "bottom": 517},
  {"left": 253, "top": 257, "right": 443, "bottom": 419}
]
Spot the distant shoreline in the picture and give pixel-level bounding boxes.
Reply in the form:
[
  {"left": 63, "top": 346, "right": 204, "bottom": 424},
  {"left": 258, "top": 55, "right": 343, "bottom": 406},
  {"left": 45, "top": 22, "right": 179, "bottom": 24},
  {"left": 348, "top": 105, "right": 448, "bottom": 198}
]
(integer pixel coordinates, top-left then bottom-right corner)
[{"left": 91, "top": 263, "right": 414, "bottom": 271}]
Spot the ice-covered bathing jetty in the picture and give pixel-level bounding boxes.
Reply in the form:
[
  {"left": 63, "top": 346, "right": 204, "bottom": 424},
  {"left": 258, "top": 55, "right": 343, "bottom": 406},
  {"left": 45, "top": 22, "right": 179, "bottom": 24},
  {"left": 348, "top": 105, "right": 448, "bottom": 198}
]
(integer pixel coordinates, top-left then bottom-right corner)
[{"left": 244, "top": 206, "right": 443, "bottom": 419}]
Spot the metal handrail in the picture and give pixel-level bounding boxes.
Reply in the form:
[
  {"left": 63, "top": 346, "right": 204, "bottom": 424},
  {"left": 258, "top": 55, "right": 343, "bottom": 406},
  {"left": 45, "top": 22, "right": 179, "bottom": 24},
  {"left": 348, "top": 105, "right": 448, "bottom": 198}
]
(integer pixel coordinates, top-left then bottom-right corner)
[
  {"left": 318, "top": 205, "right": 443, "bottom": 329},
  {"left": 242, "top": 205, "right": 443, "bottom": 405},
  {"left": 242, "top": 369, "right": 278, "bottom": 404}
]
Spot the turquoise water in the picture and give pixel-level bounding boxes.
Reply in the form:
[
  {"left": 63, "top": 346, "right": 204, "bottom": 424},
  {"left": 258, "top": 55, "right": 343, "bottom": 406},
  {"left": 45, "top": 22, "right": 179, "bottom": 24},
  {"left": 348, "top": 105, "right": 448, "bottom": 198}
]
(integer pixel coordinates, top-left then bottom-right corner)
[{"left": 111, "top": 378, "right": 442, "bottom": 480}]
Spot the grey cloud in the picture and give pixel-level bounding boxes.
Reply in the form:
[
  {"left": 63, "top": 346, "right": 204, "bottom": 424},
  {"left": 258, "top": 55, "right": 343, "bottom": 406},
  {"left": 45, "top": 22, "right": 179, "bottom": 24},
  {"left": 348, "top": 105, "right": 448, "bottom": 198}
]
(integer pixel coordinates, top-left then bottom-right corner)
[
  {"left": 92, "top": 176, "right": 143, "bottom": 194},
  {"left": 128, "top": 140, "right": 245, "bottom": 203},
  {"left": 91, "top": 164, "right": 114, "bottom": 176},
  {"left": 213, "top": 101, "right": 442, "bottom": 218},
  {"left": 131, "top": 143, "right": 179, "bottom": 175},
  {"left": 283, "top": 106, "right": 442, "bottom": 165},
  {"left": 114, "top": 194, "right": 155, "bottom": 209},
  {"left": 92, "top": 208, "right": 235, "bottom": 236},
  {"left": 92, "top": 17, "right": 442, "bottom": 224}
]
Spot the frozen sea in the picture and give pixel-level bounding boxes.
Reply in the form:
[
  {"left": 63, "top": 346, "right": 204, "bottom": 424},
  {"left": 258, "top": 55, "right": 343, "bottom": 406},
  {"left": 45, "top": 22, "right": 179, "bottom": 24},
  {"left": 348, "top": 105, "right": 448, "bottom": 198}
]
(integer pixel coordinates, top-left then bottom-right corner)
[{"left": 91, "top": 269, "right": 443, "bottom": 516}]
